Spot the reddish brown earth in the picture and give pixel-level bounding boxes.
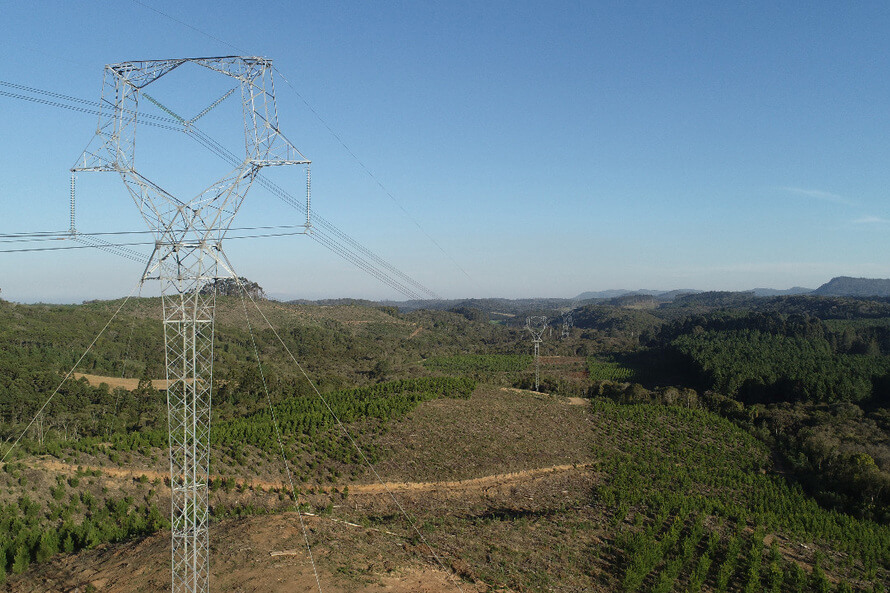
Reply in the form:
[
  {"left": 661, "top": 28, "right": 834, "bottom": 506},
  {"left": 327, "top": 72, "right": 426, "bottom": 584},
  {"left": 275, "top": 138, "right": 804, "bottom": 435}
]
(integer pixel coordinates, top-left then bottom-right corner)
[
  {"left": 4, "top": 512, "right": 492, "bottom": 593},
  {"left": 30, "top": 459, "right": 585, "bottom": 499}
]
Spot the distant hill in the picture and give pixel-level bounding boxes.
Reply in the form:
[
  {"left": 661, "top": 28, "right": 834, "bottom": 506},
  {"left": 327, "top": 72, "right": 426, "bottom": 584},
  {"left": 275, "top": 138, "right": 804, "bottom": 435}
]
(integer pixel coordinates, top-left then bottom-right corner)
[
  {"left": 606, "top": 294, "right": 658, "bottom": 309},
  {"left": 812, "top": 276, "right": 890, "bottom": 297},
  {"left": 380, "top": 297, "right": 573, "bottom": 315},
  {"left": 280, "top": 279, "right": 890, "bottom": 311},
  {"left": 574, "top": 289, "right": 700, "bottom": 302},
  {"left": 656, "top": 289, "right": 702, "bottom": 300},
  {"left": 751, "top": 287, "right": 813, "bottom": 297},
  {"left": 668, "top": 290, "right": 759, "bottom": 309},
  {"left": 574, "top": 289, "right": 634, "bottom": 301}
]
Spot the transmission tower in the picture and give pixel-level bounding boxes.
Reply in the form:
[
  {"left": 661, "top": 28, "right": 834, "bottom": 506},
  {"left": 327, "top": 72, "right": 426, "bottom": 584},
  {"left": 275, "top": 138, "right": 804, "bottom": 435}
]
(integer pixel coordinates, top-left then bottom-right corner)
[
  {"left": 525, "top": 316, "right": 547, "bottom": 391},
  {"left": 72, "top": 57, "right": 309, "bottom": 593},
  {"left": 561, "top": 309, "right": 573, "bottom": 339}
]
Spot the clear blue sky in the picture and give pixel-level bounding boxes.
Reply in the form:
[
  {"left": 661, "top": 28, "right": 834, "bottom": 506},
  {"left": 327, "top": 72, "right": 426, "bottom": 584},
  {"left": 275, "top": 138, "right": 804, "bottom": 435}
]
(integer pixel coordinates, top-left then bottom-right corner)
[{"left": 2, "top": 1, "right": 890, "bottom": 303}]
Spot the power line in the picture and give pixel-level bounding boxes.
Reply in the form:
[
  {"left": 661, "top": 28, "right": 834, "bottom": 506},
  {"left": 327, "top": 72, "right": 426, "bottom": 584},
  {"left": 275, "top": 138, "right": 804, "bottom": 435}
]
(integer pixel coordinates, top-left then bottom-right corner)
[
  {"left": 4, "top": 79, "right": 437, "bottom": 299},
  {"left": 234, "top": 277, "right": 323, "bottom": 593},
  {"left": 0, "top": 78, "right": 440, "bottom": 301},
  {"left": 0, "top": 278, "right": 144, "bottom": 464},
  {"left": 130, "top": 0, "right": 243, "bottom": 54},
  {"left": 235, "top": 272, "right": 467, "bottom": 593},
  {"left": 185, "top": 125, "right": 440, "bottom": 299},
  {"left": 0, "top": 83, "right": 184, "bottom": 131},
  {"left": 274, "top": 68, "right": 477, "bottom": 286},
  {"left": 125, "top": 1, "right": 472, "bottom": 289},
  {"left": 72, "top": 234, "right": 147, "bottom": 263},
  {"left": 0, "top": 224, "right": 309, "bottom": 241},
  {"left": 0, "top": 241, "right": 150, "bottom": 254},
  {"left": 0, "top": 231, "right": 309, "bottom": 254}
]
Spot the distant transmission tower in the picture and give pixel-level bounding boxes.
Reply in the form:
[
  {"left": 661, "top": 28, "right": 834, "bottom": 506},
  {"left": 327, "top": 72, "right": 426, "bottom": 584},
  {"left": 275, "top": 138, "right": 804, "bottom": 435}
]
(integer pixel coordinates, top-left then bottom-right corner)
[
  {"left": 72, "top": 57, "right": 310, "bottom": 593},
  {"left": 561, "top": 309, "right": 573, "bottom": 339},
  {"left": 525, "top": 316, "right": 547, "bottom": 391}
]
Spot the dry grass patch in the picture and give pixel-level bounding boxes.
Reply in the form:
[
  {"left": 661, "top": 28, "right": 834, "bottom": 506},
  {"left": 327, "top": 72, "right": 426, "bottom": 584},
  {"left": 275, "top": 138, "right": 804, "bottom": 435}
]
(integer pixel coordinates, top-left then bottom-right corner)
[
  {"left": 373, "top": 384, "right": 595, "bottom": 483},
  {"left": 73, "top": 373, "right": 167, "bottom": 391}
]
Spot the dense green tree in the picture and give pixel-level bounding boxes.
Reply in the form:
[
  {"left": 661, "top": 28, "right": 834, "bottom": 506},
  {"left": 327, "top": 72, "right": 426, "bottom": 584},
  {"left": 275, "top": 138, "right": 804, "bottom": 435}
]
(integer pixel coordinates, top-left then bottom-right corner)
[{"left": 10, "top": 544, "right": 28, "bottom": 575}]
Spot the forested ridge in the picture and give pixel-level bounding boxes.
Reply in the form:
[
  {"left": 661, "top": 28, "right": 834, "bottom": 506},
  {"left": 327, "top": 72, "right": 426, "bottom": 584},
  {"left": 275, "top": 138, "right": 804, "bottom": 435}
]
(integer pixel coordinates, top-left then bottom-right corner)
[{"left": 670, "top": 329, "right": 889, "bottom": 403}]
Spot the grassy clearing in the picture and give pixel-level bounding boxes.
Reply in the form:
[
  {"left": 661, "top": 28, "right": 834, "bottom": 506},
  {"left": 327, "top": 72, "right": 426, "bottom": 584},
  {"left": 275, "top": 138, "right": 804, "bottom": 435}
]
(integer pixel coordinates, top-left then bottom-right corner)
[{"left": 374, "top": 384, "right": 595, "bottom": 482}]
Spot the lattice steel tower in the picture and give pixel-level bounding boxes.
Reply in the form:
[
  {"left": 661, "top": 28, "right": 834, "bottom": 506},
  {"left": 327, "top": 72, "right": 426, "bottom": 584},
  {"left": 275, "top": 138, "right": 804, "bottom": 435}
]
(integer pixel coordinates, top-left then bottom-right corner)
[
  {"left": 525, "top": 316, "right": 547, "bottom": 391},
  {"left": 72, "top": 57, "right": 309, "bottom": 593},
  {"left": 561, "top": 309, "right": 573, "bottom": 339}
]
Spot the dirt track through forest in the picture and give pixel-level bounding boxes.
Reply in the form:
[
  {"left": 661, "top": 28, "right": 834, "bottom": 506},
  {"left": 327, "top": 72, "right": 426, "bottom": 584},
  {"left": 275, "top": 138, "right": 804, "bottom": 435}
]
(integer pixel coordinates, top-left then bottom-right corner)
[{"left": 32, "top": 458, "right": 590, "bottom": 497}]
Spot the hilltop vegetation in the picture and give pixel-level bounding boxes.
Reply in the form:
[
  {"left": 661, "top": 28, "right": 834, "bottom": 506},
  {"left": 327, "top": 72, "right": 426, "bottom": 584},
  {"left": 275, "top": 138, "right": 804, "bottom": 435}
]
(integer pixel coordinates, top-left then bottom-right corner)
[
  {"left": 2, "top": 291, "right": 890, "bottom": 591},
  {"left": 813, "top": 277, "right": 890, "bottom": 298}
]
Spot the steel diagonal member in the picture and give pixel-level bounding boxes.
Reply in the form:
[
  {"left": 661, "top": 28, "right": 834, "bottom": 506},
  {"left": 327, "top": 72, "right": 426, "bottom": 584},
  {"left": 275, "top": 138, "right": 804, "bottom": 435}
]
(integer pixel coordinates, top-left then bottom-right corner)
[{"left": 70, "top": 57, "right": 311, "bottom": 593}]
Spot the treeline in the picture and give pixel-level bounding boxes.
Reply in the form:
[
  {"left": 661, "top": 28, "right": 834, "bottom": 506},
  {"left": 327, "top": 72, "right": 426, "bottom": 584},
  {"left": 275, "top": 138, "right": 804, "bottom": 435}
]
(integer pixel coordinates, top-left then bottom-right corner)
[
  {"left": 602, "top": 308, "right": 890, "bottom": 523},
  {"left": 573, "top": 305, "right": 662, "bottom": 337},
  {"left": 0, "top": 299, "right": 164, "bottom": 378},
  {"left": 0, "top": 372, "right": 166, "bottom": 459},
  {"left": 0, "top": 295, "right": 518, "bottom": 456},
  {"left": 756, "top": 402, "right": 890, "bottom": 523},
  {"left": 638, "top": 311, "right": 890, "bottom": 405},
  {"left": 0, "top": 377, "right": 477, "bottom": 581},
  {"left": 654, "top": 311, "right": 829, "bottom": 345},
  {"left": 654, "top": 293, "right": 890, "bottom": 321},
  {"left": 615, "top": 508, "right": 866, "bottom": 593},
  {"left": 654, "top": 309, "right": 890, "bottom": 354},
  {"left": 587, "top": 356, "right": 636, "bottom": 381},
  {"left": 670, "top": 329, "right": 890, "bottom": 403}
]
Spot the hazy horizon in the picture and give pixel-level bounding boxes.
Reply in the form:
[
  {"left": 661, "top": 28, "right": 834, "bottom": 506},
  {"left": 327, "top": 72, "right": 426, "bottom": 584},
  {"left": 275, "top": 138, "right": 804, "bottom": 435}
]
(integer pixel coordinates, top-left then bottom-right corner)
[{"left": 8, "top": 277, "right": 878, "bottom": 306}]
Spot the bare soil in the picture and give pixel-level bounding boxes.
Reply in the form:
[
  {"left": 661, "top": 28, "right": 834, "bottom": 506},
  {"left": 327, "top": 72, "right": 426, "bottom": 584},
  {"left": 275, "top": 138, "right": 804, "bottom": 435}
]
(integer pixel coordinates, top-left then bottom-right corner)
[
  {"left": 31, "top": 458, "right": 586, "bottom": 501},
  {"left": 3, "top": 512, "right": 490, "bottom": 593}
]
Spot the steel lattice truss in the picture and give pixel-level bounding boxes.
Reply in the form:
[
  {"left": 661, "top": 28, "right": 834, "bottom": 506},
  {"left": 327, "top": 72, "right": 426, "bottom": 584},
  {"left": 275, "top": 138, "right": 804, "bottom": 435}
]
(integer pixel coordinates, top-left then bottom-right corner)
[
  {"left": 525, "top": 316, "right": 547, "bottom": 392},
  {"left": 73, "top": 56, "right": 309, "bottom": 593},
  {"left": 561, "top": 309, "right": 573, "bottom": 339}
]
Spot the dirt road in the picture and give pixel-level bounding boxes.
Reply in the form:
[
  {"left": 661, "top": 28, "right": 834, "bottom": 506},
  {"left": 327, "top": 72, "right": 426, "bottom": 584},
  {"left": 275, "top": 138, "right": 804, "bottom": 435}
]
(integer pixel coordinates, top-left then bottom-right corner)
[{"left": 32, "top": 458, "right": 590, "bottom": 497}]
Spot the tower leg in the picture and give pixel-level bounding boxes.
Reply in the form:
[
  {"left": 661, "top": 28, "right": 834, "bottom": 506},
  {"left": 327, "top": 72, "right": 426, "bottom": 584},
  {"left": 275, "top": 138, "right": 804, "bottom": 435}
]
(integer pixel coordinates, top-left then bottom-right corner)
[{"left": 163, "top": 255, "right": 215, "bottom": 593}]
